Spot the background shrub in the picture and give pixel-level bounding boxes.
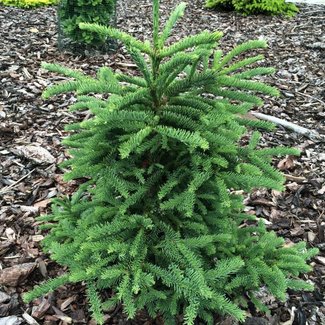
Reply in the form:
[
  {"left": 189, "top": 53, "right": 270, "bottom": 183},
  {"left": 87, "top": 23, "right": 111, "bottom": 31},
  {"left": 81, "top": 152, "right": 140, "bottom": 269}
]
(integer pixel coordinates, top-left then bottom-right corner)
[
  {"left": 0, "top": 0, "right": 57, "bottom": 8},
  {"left": 206, "top": 0, "right": 299, "bottom": 16},
  {"left": 58, "top": 0, "right": 116, "bottom": 46}
]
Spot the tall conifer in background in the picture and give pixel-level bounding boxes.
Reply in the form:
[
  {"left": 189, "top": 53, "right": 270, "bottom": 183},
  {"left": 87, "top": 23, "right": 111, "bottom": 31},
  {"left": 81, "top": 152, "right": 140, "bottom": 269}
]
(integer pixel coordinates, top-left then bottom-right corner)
[{"left": 24, "top": 1, "right": 318, "bottom": 324}]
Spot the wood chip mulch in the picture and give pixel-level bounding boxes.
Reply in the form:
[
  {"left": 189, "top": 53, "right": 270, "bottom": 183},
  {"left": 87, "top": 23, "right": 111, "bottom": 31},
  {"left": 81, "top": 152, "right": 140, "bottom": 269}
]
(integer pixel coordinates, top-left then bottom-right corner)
[{"left": 0, "top": 0, "right": 324, "bottom": 324}]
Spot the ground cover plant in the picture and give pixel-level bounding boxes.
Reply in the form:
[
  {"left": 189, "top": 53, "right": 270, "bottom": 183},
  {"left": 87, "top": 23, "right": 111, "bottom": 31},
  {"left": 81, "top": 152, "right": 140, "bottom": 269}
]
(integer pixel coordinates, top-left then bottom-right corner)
[
  {"left": 23, "top": 0, "right": 318, "bottom": 324},
  {"left": 0, "top": 0, "right": 57, "bottom": 8},
  {"left": 58, "top": 0, "right": 116, "bottom": 46},
  {"left": 205, "top": 0, "right": 299, "bottom": 16}
]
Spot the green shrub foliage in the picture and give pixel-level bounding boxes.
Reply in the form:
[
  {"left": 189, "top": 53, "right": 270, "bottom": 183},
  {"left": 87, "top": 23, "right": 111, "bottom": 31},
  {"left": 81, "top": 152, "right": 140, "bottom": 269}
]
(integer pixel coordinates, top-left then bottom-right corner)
[
  {"left": 25, "top": 1, "right": 317, "bottom": 323},
  {"left": 205, "top": 0, "right": 299, "bottom": 16},
  {"left": 58, "top": 0, "right": 116, "bottom": 45},
  {"left": 0, "top": 0, "right": 57, "bottom": 8}
]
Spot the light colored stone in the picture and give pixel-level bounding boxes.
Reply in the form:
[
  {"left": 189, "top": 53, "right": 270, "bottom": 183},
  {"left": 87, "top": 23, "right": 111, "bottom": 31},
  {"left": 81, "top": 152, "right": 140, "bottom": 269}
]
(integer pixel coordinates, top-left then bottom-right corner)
[
  {"left": 315, "top": 256, "right": 325, "bottom": 266},
  {"left": 0, "top": 316, "right": 22, "bottom": 325}
]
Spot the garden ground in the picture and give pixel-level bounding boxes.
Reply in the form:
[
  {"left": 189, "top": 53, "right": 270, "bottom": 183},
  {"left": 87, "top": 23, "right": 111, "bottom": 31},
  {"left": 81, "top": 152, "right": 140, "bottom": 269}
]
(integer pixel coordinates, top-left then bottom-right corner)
[{"left": 0, "top": 0, "right": 324, "bottom": 324}]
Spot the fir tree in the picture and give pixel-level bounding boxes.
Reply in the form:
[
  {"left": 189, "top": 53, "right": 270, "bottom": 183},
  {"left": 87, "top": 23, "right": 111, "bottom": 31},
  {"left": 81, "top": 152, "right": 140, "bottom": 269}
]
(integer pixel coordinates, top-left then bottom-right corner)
[{"left": 24, "top": 1, "right": 318, "bottom": 324}]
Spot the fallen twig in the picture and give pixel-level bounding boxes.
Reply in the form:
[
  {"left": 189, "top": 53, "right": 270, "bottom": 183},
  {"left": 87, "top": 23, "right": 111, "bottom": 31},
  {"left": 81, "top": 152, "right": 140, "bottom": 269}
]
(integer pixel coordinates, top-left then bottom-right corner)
[
  {"left": 250, "top": 112, "right": 325, "bottom": 142},
  {"left": 284, "top": 174, "right": 306, "bottom": 182},
  {"left": 296, "top": 91, "right": 325, "bottom": 106},
  {"left": 0, "top": 169, "right": 36, "bottom": 195}
]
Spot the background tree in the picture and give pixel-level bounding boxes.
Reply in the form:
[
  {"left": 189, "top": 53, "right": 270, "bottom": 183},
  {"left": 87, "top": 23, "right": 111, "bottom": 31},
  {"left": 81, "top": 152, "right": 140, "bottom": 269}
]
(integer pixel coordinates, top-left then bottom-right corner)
[{"left": 58, "top": 0, "right": 116, "bottom": 46}]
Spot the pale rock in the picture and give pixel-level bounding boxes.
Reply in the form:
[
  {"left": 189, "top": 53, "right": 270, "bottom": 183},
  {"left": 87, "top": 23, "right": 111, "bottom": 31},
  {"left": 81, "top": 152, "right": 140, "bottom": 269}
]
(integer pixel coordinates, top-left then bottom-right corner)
[
  {"left": 0, "top": 316, "right": 22, "bottom": 325},
  {"left": 315, "top": 256, "right": 325, "bottom": 266}
]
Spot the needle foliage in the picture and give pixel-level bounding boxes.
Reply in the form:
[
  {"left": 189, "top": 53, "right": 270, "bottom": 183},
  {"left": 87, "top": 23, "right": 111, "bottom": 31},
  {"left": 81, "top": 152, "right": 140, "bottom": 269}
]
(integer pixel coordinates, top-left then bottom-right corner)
[
  {"left": 24, "top": 1, "right": 317, "bottom": 324},
  {"left": 58, "top": 0, "right": 116, "bottom": 45},
  {"left": 0, "top": 0, "right": 57, "bottom": 8},
  {"left": 205, "top": 0, "right": 299, "bottom": 17}
]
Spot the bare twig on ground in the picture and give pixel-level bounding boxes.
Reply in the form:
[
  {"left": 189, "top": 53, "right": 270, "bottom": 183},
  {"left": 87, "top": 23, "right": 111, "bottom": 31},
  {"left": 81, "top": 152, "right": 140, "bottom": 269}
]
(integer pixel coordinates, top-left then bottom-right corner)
[
  {"left": 250, "top": 112, "right": 325, "bottom": 142},
  {"left": 0, "top": 168, "right": 36, "bottom": 195}
]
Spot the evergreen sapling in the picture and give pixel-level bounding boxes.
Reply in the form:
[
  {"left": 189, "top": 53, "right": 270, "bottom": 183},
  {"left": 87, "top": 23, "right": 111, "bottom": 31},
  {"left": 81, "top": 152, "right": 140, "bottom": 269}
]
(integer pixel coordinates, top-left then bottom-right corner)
[{"left": 24, "top": 1, "right": 318, "bottom": 324}]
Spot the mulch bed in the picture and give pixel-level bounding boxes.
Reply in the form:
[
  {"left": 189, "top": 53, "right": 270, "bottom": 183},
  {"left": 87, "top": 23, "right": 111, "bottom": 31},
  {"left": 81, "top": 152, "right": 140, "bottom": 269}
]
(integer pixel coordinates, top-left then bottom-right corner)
[{"left": 0, "top": 0, "right": 324, "bottom": 324}]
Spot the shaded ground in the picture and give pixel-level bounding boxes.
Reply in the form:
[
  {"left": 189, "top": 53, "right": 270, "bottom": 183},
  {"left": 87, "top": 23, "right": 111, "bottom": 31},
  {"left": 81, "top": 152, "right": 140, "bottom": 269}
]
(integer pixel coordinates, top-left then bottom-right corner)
[{"left": 0, "top": 0, "right": 324, "bottom": 324}]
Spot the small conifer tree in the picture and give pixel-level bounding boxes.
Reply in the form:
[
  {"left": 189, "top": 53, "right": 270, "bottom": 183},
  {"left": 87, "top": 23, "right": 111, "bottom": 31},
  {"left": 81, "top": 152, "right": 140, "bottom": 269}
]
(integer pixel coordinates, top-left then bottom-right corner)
[{"left": 24, "top": 1, "right": 317, "bottom": 324}]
